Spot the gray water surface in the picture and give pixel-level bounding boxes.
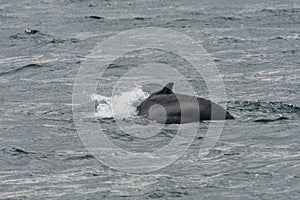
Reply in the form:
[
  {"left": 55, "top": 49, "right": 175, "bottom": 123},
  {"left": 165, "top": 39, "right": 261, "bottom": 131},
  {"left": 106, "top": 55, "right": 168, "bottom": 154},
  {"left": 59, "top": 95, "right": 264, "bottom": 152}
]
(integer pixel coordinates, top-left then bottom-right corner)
[{"left": 1, "top": 0, "right": 300, "bottom": 199}]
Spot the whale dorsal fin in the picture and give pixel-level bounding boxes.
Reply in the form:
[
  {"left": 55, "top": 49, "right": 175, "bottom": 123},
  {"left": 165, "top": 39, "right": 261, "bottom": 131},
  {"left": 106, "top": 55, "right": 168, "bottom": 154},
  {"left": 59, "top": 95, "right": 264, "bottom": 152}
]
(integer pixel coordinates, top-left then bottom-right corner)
[{"left": 159, "top": 82, "right": 174, "bottom": 94}]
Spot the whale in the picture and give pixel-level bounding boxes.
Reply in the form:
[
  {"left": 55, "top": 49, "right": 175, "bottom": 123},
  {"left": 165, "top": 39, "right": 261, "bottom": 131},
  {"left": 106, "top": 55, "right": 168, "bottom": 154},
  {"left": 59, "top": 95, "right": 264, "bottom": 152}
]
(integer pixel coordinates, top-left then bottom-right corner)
[{"left": 137, "top": 82, "right": 234, "bottom": 124}]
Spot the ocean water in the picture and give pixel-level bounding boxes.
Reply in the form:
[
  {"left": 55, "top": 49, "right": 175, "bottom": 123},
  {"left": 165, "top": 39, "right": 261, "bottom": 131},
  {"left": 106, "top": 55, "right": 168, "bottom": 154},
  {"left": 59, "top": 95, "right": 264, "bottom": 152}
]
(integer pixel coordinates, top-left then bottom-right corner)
[{"left": 1, "top": 0, "right": 300, "bottom": 199}]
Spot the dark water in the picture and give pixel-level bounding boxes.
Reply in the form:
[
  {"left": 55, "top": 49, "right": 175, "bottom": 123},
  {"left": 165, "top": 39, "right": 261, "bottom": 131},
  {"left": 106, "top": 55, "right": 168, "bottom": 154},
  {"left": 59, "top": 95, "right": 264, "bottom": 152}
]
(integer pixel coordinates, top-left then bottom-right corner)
[{"left": 1, "top": 0, "right": 300, "bottom": 199}]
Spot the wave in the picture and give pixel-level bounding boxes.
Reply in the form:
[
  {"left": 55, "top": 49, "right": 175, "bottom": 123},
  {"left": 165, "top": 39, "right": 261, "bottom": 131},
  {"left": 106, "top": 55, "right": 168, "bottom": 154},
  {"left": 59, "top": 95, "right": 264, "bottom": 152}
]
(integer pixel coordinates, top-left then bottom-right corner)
[
  {"left": 254, "top": 116, "right": 289, "bottom": 123},
  {"left": 0, "top": 63, "right": 43, "bottom": 77},
  {"left": 1, "top": 147, "right": 32, "bottom": 156},
  {"left": 0, "top": 147, "right": 92, "bottom": 162},
  {"left": 228, "top": 100, "right": 300, "bottom": 122},
  {"left": 85, "top": 15, "right": 104, "bottom": 20}
]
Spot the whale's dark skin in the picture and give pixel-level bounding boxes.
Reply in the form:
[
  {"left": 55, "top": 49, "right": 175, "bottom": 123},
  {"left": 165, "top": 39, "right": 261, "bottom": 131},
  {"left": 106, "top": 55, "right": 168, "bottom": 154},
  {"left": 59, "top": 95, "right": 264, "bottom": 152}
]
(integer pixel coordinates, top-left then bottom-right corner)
[{"left": 137, "top": 82, "right": 234, "bottom": 124}]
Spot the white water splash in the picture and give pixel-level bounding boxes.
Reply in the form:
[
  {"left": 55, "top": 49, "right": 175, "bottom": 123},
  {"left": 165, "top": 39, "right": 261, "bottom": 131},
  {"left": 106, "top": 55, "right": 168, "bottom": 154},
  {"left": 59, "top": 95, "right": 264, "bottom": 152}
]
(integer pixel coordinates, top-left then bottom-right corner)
[{"left": 90, "top": 85, "right": 149, "bottom": 119}]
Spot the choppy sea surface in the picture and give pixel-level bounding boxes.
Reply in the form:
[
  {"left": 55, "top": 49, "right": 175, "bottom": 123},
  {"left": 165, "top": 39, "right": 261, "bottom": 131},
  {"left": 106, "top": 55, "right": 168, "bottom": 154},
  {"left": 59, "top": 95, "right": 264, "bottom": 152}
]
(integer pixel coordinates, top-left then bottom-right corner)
[{"left": 1, "top": 0, "right": 300, "bottom": 199}]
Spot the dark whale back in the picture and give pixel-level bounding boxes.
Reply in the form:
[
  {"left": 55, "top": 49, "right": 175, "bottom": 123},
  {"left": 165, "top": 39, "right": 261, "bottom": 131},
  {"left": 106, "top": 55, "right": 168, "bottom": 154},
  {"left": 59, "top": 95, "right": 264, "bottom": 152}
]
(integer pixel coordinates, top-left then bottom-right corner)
[{"left": 137, "top": 83, "right": 234, "bottom": 124}]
